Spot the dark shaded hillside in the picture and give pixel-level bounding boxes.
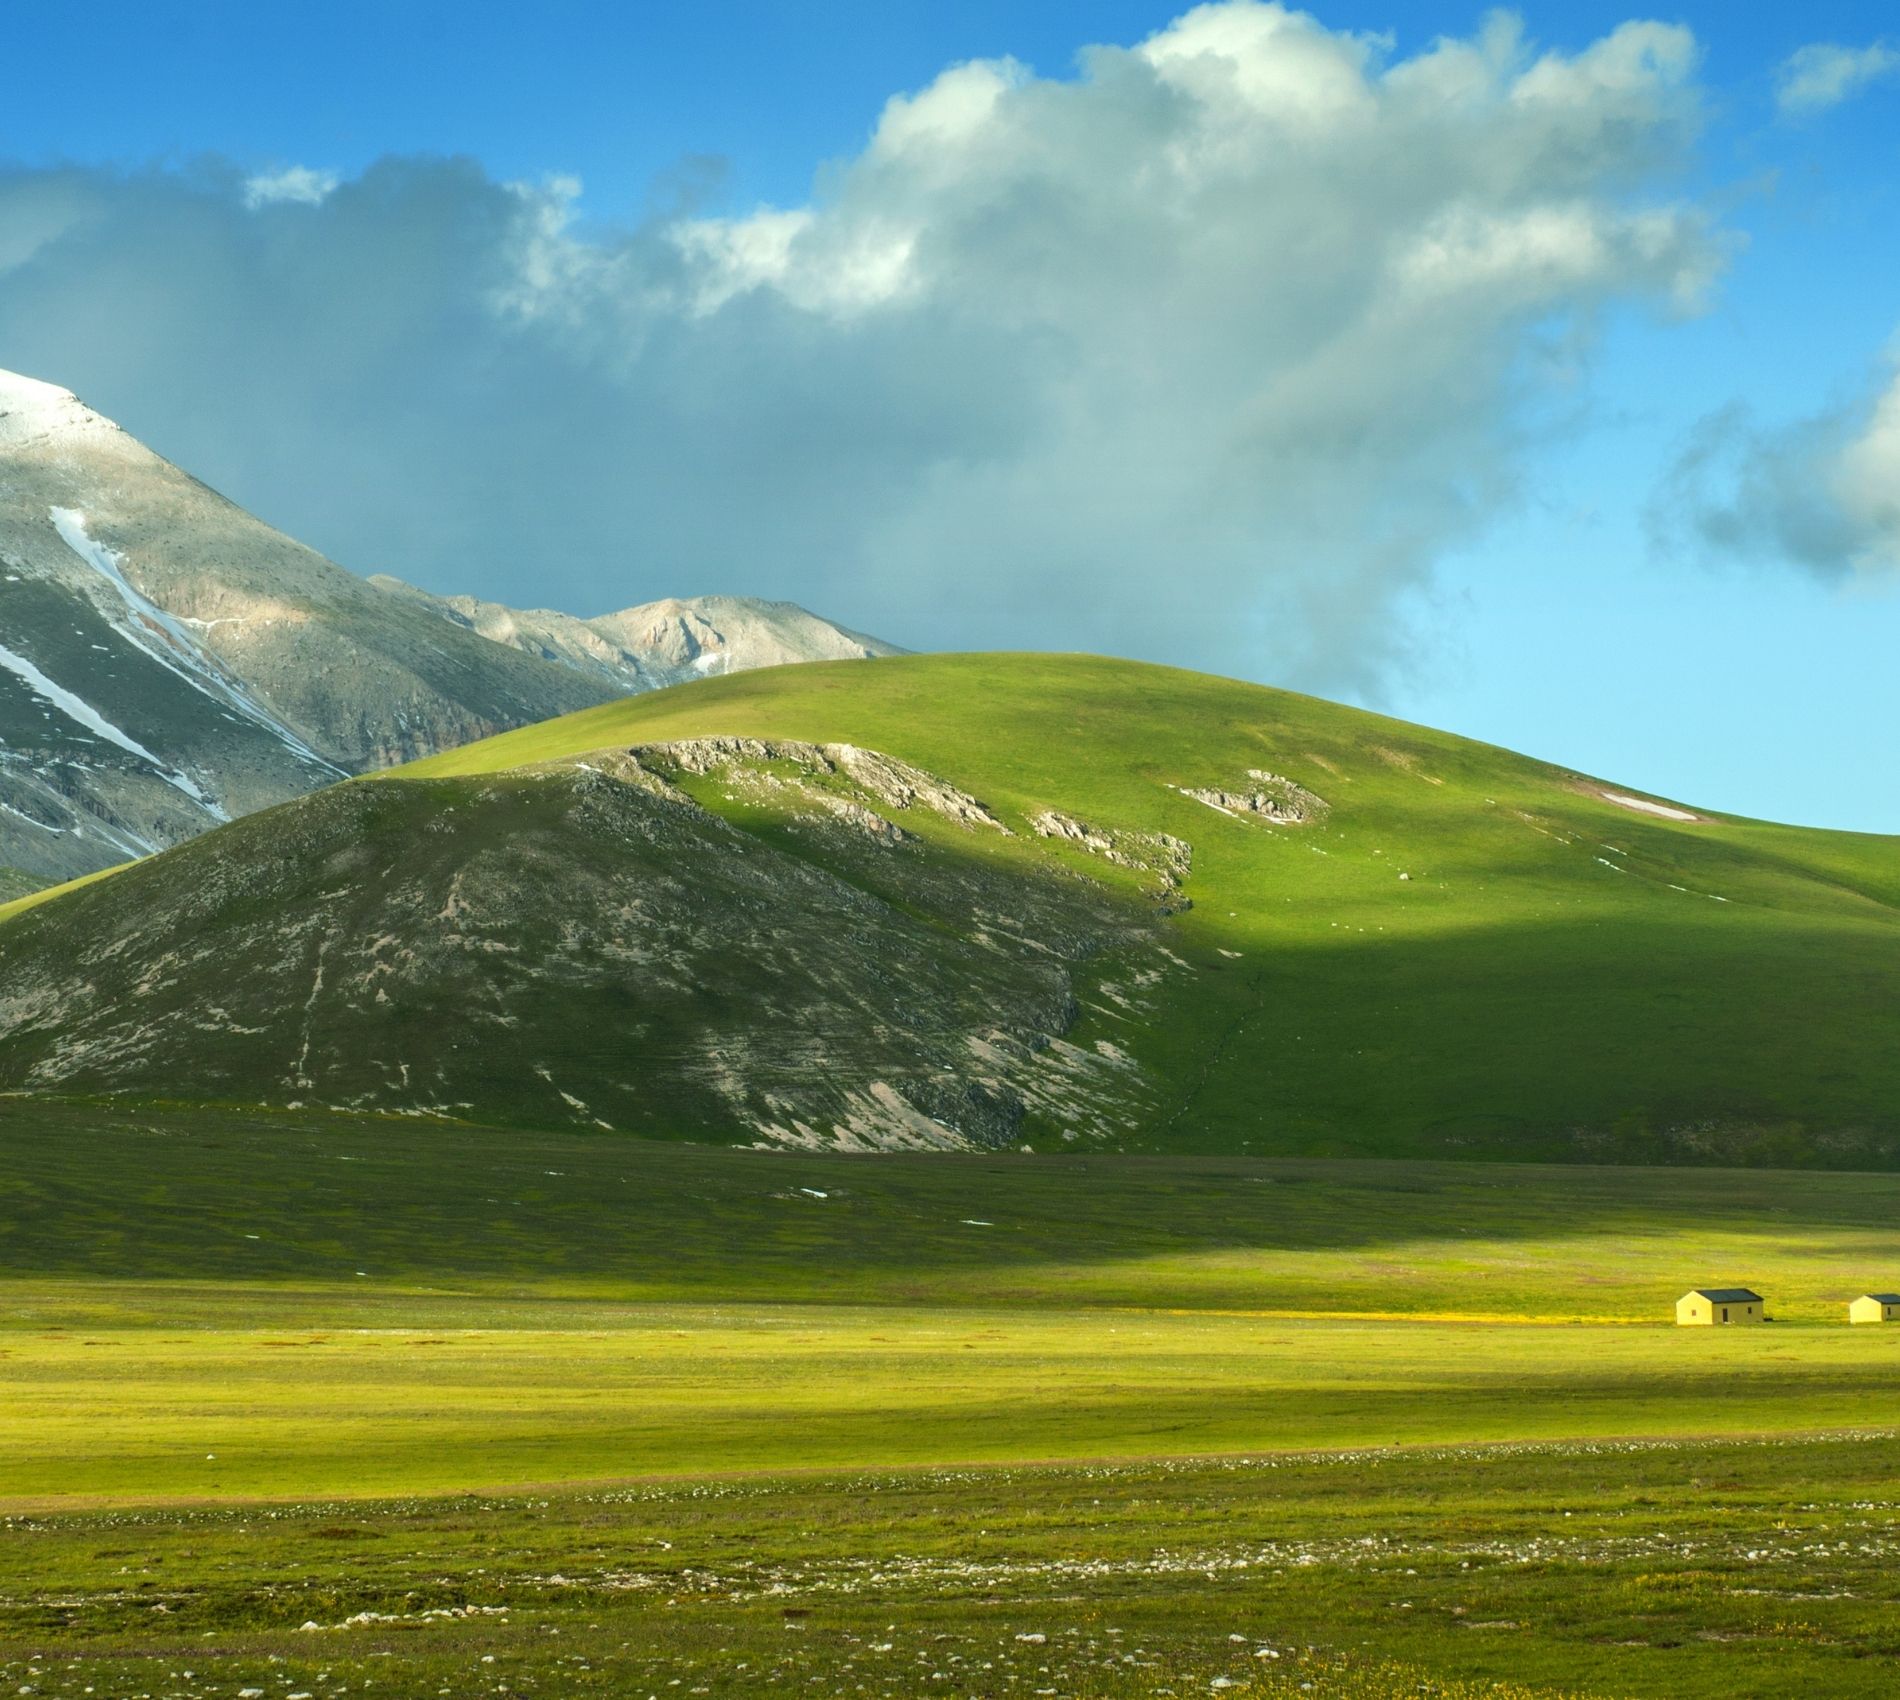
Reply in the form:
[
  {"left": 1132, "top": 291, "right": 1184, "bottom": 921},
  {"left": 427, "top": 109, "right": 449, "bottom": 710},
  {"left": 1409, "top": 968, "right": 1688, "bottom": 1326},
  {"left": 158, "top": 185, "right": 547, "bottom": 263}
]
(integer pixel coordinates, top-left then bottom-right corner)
[{"left": 0, "top": 743, "right": 1165, "bottom": 1145}]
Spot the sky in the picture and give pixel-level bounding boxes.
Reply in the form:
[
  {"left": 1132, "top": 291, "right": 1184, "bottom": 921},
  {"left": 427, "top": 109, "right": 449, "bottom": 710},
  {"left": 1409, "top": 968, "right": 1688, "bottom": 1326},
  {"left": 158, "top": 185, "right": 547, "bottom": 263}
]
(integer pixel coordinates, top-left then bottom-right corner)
[{"left": 2, "top": 2, "right": 1898, "bottom": 830}]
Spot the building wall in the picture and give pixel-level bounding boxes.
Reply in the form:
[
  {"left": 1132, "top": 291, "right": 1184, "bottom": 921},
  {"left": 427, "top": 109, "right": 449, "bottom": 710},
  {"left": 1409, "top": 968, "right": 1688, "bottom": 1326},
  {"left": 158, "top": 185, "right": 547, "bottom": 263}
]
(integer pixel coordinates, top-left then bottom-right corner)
[
  {"left": 1849, "top": 1298, "right": 1899, "bottom": 1323},
  {"left": 1676, "top": 1295, "right": 1763, "bottom": 1325}
]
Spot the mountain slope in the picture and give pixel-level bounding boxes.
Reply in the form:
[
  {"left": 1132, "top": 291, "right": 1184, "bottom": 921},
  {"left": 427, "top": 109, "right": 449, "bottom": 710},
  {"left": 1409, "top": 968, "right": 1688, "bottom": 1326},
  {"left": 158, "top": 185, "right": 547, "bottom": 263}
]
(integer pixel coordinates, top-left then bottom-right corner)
[
  {"left": 0, "top": 368, "right": 900, "bottom": 884},
  {"left": 0, "top": 368, "right": 613, "bottom": 880},
  {"left": 5, "top": 653, "right": 1899, "bottom": 1164},
  {"left": 370, "top": 579, "right": 904, "bottom": 693}
]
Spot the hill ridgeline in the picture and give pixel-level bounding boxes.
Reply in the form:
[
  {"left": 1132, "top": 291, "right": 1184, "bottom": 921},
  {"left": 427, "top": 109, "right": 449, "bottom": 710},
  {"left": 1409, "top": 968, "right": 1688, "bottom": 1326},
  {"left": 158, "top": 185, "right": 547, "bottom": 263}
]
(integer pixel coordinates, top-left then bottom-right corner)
[{"left": 2, "top": 653, "right": 1896, "bottom": 1166}]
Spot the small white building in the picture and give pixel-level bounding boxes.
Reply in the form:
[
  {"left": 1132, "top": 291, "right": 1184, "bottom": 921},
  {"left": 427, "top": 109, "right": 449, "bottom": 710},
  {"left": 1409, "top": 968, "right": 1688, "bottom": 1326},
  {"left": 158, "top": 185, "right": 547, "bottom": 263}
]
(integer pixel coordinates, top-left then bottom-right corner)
[
  {"left": 1849, "top": 1293, "right": 1900, "bottom": 1324},
  {"left": 1676, "top": 1288, "right": 1764, "bottom": 1326}
]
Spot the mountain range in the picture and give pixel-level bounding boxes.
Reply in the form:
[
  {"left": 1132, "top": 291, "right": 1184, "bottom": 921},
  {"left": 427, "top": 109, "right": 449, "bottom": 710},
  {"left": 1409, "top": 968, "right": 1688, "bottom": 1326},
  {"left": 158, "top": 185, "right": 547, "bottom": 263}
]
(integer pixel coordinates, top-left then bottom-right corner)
[{"left": 0, "top": 367, "right": 899, "bottom": 884}]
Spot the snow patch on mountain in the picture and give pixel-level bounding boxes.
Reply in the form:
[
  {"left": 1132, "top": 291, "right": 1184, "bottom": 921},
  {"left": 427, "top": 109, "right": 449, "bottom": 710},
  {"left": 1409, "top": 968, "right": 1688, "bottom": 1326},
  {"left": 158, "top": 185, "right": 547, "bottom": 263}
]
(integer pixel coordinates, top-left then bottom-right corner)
[
  {"left": 0, "top": 798, "right": 65, "bottom": 835},
  {"left": 0, "top": 633, "right": 221, "bottom": 815},
  {"left": 50, "top": 507, "right": 344, "bottom": 777},
  {"left": 0, "top": 370, "right": 113, "bottom": 449}
]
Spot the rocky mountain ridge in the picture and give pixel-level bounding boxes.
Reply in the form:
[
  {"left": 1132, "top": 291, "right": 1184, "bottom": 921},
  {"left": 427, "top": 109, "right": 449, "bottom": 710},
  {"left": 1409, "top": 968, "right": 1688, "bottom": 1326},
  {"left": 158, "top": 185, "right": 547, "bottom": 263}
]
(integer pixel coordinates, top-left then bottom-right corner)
[
  {"left": 371, "top": 581, "right": 902, "bottom": 695},
  {"left": 0, "top": 368, "right": 898, "bottom": 884}
]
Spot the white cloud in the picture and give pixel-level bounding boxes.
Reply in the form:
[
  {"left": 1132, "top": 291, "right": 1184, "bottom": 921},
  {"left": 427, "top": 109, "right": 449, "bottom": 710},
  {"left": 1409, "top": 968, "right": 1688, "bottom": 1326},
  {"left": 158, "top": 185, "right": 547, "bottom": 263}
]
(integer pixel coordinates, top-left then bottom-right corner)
[
  {"left": 241, "top": 165, "right": 339, "bottom": 209},
  {"left": 1833, "top": 371, "right": 1900, "bottom": 571},
  {"left": 1137, "top": 3, "right": 1383, "bottom": 127},
  {"left": 1775, "top": 41, "right": 1900, "bottom": 116},
  {"left": 0, "top": 4, "right": 1724, "bottom": 692},
  {"left": 875, "top": 57, "right": 1025, "bottom": 153},
  {"left": 1657, "top": 355, "right": 1900, "bottom": 578}
]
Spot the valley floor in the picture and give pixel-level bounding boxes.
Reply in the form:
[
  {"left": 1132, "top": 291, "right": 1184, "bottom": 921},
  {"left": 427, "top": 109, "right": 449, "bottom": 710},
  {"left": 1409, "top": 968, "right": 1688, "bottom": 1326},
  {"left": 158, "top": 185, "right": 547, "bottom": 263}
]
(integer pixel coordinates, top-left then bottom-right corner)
[
  {"left": 4, "top": 1293, "right": 1900, "bottom": 1503},
  {"left": 2, "top": 1434, "right": 1897, "bottom": 1698},
  {"left": 2, "top": 1107, "right": 1898, "bottom": 1695}
]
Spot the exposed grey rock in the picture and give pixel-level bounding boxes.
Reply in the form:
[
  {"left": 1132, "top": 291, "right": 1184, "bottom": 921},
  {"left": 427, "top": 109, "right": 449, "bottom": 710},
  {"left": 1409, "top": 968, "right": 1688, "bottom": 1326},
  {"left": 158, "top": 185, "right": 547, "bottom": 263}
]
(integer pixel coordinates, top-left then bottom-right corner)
[
  {"left": 1177, "top": 769, "right": 1329, "bottom": 826},
  {"left": 0, "top": 368, "right": 606, "bottom": 879},
  {"left": 1030, "top": 809, "right": 1192, "bottom": 906},
  {"left": 631, "top": 738, "right": 1008, "bottom": 834}
]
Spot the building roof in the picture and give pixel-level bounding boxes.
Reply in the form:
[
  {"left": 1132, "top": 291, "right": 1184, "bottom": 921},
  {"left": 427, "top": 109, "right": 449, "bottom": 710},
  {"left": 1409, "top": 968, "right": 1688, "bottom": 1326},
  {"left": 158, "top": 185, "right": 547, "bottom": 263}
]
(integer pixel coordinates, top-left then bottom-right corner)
[
  {"left": 1685, "top": 1288, "right": 1762, "bottom": 1303},
  {"left": 1855, "top": 1293, "right": 1900, "bottom": 1305}
]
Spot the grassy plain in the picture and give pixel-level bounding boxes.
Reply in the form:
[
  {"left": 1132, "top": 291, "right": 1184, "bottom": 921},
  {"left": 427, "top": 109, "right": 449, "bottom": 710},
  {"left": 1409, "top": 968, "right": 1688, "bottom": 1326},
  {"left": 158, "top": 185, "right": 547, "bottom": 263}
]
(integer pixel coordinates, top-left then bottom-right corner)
[
  {"left": 2, "top": 1431, "right": 1898, "bottom": 1698},
  {"left": 8, "top": 1298, "right": 1900, "bottom": 1506},
  {"left": 6, "top": 1102, "right": 1900, "bottom": 1319},
  {"left": 4, "top": 1109, "right": 1900, "bottom": 1694}
]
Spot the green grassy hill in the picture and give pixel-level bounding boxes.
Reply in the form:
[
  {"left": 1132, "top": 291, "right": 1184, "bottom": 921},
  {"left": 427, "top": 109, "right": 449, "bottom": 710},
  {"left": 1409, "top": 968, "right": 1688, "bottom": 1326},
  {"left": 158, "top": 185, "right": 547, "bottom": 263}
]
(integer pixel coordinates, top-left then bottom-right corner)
[{"left": 4, "top": 652, "right": 1899, "bottom": 1162}]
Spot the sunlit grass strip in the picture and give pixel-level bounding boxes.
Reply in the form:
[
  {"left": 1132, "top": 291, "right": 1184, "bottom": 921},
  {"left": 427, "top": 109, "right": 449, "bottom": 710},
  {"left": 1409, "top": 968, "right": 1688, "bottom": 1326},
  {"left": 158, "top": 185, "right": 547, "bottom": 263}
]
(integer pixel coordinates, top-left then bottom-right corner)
[{"left": 4, "top": 1302, "right": 1898, "bottom": 1506}]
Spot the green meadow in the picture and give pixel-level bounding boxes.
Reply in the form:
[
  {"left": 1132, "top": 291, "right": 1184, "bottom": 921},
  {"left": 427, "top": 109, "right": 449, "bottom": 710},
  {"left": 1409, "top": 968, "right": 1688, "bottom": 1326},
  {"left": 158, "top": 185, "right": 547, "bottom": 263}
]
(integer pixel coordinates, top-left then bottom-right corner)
[
  {"left": 8, "top": 1299, "right": 1900, "bottom": 1505},
  {"left": 6, "top": 1102, "right": 1900, "bottom": 1320},
  {"left": 4, "top": 1436, "right": 1899, "bottom": 1700},
  {"left": 3, "top": 1106, "right": 1900, "bottom": 1694},
  {"left": 395, "top": 653, "right": 1900, "bottom": 1161}
]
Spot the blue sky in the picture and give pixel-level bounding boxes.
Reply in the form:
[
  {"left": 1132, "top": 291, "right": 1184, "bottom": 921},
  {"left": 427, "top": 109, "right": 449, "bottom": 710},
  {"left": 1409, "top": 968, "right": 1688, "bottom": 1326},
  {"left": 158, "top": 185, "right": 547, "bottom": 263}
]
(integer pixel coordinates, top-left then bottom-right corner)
[{"left": 4, "top": 2, "right": 1899, "bottom": 828}]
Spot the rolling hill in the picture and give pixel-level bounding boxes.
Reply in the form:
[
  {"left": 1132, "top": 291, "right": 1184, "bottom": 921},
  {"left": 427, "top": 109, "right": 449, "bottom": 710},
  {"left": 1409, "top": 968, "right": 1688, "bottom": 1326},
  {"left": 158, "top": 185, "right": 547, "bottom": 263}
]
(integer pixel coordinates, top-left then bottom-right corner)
[{"left": 3, "top": 652, "right": 1898, "bottom": 1163}]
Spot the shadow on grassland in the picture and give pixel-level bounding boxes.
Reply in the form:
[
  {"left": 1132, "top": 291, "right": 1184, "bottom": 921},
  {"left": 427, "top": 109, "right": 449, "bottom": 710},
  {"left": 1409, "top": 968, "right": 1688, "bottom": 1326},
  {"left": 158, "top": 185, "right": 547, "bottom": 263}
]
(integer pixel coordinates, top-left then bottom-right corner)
[
  {"left": 3, "top": 1097, "right": 1899, "bottom": 1309},
  {"left": 1136, "top": 906, "right": 1900, "bottom": 1170}
]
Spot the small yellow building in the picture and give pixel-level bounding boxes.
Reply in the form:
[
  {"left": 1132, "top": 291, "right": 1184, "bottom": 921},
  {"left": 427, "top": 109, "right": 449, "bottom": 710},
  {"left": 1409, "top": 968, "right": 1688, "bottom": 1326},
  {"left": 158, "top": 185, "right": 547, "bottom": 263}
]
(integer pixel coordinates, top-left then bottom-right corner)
[
  {"left": 1676, "top": 1287, "right": 1764, "bottom": 1325},
  {"left": 1849, "top": 1293, "right": 1900, "bottom": 1324}
]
